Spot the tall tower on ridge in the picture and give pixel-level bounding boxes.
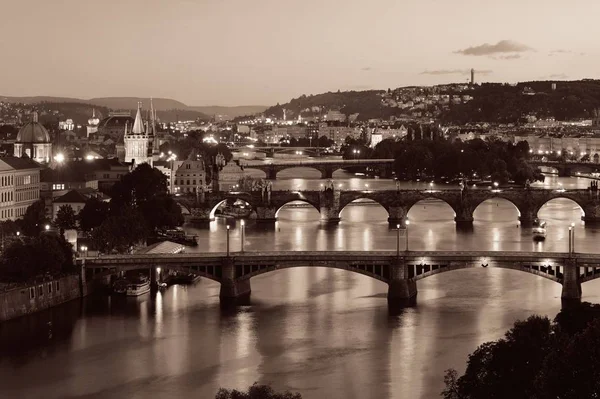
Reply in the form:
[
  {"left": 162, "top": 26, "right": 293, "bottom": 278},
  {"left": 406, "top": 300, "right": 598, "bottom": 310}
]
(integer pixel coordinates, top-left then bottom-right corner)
[
  {"left": 124, "top": 102, "right": 153, "bottom": 167},
  {"left": 470, "top": 68, "right": 475, "bottom": 85}
]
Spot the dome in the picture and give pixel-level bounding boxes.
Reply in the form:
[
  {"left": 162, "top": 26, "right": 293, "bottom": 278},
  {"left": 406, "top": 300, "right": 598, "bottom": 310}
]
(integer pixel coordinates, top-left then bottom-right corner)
[
  {"left": 16, "top": 121, "right": 51, "bottom": 143},
  {"left": 88, "top": 109, "right": 100, "bottom": 126}
]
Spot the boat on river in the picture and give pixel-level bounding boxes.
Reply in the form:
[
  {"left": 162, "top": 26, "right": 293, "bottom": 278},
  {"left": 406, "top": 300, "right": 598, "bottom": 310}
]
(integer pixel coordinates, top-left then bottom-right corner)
[
  {"left": 126, "top": 276, "right": 151, "bottom": 296},
  {"left": 156, "top": 228, "right": 198, "bottom": 246},
  {"left": 532, "top": 220, "right": 547, "bottom": 241}
]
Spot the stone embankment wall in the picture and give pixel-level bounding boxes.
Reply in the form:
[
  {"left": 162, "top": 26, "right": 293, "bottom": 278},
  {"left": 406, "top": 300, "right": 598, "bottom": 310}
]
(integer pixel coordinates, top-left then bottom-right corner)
[{"left": 0, "top": 275, "right": 83, "bottom": 322}]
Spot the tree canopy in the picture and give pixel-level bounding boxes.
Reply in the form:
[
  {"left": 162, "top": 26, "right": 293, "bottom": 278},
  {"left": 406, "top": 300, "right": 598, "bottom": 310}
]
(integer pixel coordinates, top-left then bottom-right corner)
[
  {"left": 0, "top": 234, "right": 74, "bottom": 282},
  {"left": 78, "top": 198, "right": 110, "bottom": 232},
  {"left": 442, "top": 302, "right": 600, "bottom": 399},
  {"left": 54, "top": 205, "right": 77, "bottom": 233},
  {"left": 215, "top": 383, "right": 301, "bottom": 399}
]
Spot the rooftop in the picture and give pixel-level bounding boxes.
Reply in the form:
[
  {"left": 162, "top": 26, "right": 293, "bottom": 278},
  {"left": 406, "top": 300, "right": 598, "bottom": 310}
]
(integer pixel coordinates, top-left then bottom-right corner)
[
  {"left": 0, "top": 156, "right": 42, "bottom": 171},
  {"left": 54, "top": 190, "right": 89, "bottom": 204}
]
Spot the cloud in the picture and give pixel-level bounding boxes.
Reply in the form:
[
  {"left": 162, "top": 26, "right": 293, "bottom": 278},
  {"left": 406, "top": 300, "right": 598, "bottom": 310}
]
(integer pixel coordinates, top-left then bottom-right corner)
[
  {"left": 454, "top": 40, "right": 534, "bottom": 56},
  {"left": 548, "top": 50, "right": 585, "bottom": 57},
  {"left": 361, "top": 67, "right": 372, "bottom": 71},
  {"left": 420, "top": 69, "right": 493, "bottom": 76},
  {"left": 539, "top": 73, "right": 569, "bottom": 79},
  {"left": 496, "top": 54, "right": 521, "bottom": 60}
]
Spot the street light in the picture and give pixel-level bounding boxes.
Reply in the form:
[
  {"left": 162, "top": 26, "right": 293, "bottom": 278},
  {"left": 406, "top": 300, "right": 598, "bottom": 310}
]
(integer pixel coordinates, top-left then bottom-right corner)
[
  {"left": 568, "top": 226, "right": 573, "bottom": 253},
  {"left": 226, "top": 225, "right": 230, "bottom": 257},
  {"left": 405, "top": 219, "right": 410, "bottom": 251},
  {"left": 80, "top": 245, "right": 88, "bottom": 257},
  {"left": 15, "top": 231, "right": 20, "bottom": 237},
  {"left": 493, "top": 182, "right": 499, "bottom": 188},
  {"left": 45, "top": 224, "right": 50, "bottom": 231},
  {"left": 396, "top": 223, "right": 401, "bottom": 258},
  {"left": 240, "top": 220, "right": 245, "bottom": 253},
  {"left": 571, "top": 222, "right": 576, "bottom": 253}
]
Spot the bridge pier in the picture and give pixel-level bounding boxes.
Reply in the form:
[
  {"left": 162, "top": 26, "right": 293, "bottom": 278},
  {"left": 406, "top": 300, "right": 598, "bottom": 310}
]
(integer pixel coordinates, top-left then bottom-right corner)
[
  {"left": 320, "top": 168, "right": 334, "bottom": 179},
  {"left": 387, "top": 258, "right": 417, "bottom": 309},
  {"left": 387, "top": 206, "right": 407, "bottom": 228},
  {"left": 266, "top": 168, "right": 277, "bottom": 180},
  {"left": 256, "top": 206, "right": 277, "bottom": 226},
  {"left": 561, "top": 259, "right": 582, "bottom": 302},
  {"left": 557, "top": 167, "right": 572, "bottom": 177},
  {"left": 185, "top": 208, "right": 212, "bottom": 227},
  {"left": 219, "top": 259, "right": 251, "bottom": 306}
]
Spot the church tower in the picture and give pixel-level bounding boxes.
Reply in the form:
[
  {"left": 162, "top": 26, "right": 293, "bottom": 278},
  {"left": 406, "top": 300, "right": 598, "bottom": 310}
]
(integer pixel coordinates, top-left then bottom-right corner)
[{"left": 124, "top": 102, "right": 152, "bottom": 167}]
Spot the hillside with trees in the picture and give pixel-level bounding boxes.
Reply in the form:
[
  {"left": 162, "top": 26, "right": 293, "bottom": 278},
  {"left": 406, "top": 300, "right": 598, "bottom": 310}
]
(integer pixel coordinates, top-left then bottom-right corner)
[{"left": 261, "top": 80, "right": 600, "bottom": 124}]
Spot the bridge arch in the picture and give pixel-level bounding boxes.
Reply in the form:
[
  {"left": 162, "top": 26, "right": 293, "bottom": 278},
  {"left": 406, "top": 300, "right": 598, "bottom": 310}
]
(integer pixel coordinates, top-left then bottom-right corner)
[
  {"left": 237, "top": 263, "right": 390, "bottom": 283},
  {"left": 209, "top": 197, "right": 255, "bottom": 219},
  {"left": 411, "top": 262, "right": 562, "bottom": 284},
  {"left": 275, "top": 165, "right": 324, "bottom": 179},
  {"left": 275, "top": 199, "right": 321, "bottom": 218},
  {"left": 338, "top": 196, "right": 390, "bottom": 220},
  {"left": 537, "top": 196, "right": 586, "bottom": 220},
  {"left": 472, "top": 197, "right": 522, "bottom": 222},
  {"left": 405, "top": 197, "right": 458, "bottom": 221}
]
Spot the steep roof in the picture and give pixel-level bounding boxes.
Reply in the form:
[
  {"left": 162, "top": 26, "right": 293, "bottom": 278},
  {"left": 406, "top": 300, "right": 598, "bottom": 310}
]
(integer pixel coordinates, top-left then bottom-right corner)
[
  {"left": 54, "top": 190, "right": 89, "bottom": 204},
  {"left": 0, "top": 156, "right": 42, "bottom": 170}
]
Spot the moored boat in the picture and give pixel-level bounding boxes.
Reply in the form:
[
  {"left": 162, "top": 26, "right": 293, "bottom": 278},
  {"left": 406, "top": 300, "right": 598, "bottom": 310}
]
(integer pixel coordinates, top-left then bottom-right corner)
[
  {"left": 532, "top": 220, "right": 547, "bottom": 241},
  {"left": 126, "top": 278, "right": 151, "bottom": 296}
]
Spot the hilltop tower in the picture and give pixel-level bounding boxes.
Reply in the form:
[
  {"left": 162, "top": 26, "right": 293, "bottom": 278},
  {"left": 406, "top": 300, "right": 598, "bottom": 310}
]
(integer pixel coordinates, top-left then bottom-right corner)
[
  {"left": 124, "top": 102, "right": 153, "bottom": 167},
  {"left": 470, "top": 68, "right": 475, "bottom": 85}
]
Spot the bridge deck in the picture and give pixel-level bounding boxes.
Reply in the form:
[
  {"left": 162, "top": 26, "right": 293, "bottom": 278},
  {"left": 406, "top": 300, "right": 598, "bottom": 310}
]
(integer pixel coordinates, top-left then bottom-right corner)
[{"left": 83, "top": 250, "right": 600, "bottom": 265}]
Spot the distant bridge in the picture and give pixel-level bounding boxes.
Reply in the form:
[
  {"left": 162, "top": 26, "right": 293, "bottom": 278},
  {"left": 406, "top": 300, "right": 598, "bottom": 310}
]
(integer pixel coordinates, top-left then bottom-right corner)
[
  {"left": 239, "top": 159, "right": 395, "bottom": 179},
  {"left": 83, "top": 250, "right": 591, "bottom": 308},
  {"left": 176, "top": 186, "right": 600, "bottom": 227},
  {"left": 530, "top": 160, "right": 600, "bottom": 177}
]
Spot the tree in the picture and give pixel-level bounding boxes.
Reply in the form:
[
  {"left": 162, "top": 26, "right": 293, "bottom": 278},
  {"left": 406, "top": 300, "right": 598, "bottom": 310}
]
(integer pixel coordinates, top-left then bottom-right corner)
[
  {"left": 442, "top": 303, "right": 600, "bottom": 399},
  {"left": 79, "top": 198, "right": 110, "bottom": 232},
  {"left": 215, "top": 383, "right": 302, "bottom": 399},
  {"left": 110, "top": 163, "right": 182, "bottom": 231},
  {"left": 18, "top": 200, "right": 48, "bottom": 236},
  {"left": 92, "top": 207, "right": 147, "bottom": 254},
  {"left": 54, "top": 205, "right": 77, "bottom": 233},
  {"left": 0, "top": 233, "right": 74, "bottom": 282}
]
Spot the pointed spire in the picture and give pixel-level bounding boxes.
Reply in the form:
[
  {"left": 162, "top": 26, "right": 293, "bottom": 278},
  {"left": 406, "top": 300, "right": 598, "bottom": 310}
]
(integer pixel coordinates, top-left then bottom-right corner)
[
  {"left": 124, "top": 120, "right": 129, "bottom": 135},
  {"left": 92, "top": 108, "right": 96, "bottom": 118},
  {"left": 150, "top": 97, "right": 156, "bottom": 135},
  {"left": 132, "top": 101, "right": 144, "bottom": 134},
  {"left": 32, "top": 111, "right": 39, "bottom": 123}
]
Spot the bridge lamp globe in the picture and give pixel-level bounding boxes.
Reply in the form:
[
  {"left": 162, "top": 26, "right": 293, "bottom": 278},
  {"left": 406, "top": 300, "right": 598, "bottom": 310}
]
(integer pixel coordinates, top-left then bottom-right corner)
[
  {"left": 405, "top": 219, "right": 410, "bottom": 226},
  {"left": 396, "top": 224, "right": 400, "bottom": 229}
]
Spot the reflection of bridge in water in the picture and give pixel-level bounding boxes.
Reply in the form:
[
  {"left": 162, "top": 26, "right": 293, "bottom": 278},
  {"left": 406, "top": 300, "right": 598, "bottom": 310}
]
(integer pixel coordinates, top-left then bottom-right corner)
[
  {"left": 177, "top": 186, "right": 600, "bottom": 227},
  {"left": 83, "top": 250, "right": 595, "bottom": 309}
]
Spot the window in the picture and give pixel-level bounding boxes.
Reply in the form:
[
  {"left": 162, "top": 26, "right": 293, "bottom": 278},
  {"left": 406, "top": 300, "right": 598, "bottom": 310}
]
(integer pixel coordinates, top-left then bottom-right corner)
[
  {"left": 52, "top": 184, "right": 65, "bottom": 190},
  {"left": 48, "top": 283, "right": 52, "bottom": 294},
  {"left": 56, "top": 281, "right": 60, "bottom": 291},
  {"left": 103, "top": 174, "right": 110, "bottom": 179},
  {"left": 186, "top": 180, "right": 190, "bottom": 185},
  {"left": 29, "top": 287, "right": 35, "bottom": 299},
  {"left": 38, "top": 286, "right": 43, "bottom": 297},
  {"left": 24, "top": 175, "right": 31, "bottom": 185},
  {"left": 193, "top": 180, "right": 196, "bottom": 185}
]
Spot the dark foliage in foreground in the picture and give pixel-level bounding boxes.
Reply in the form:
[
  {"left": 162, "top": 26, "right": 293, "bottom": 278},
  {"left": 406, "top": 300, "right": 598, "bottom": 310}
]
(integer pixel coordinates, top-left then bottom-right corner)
[
  {"left": 0, "top": 233, "right": 75, "bottom": 282},
  {"left": 442, "top": 302, "right": 600, "bottom": 398},
  {"left": 215, "top": 383, "right": 302, "bottom": 399}
]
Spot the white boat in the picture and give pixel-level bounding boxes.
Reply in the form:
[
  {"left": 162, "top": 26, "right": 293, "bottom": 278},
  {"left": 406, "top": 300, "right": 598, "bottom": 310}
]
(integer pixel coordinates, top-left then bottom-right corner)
[
  {"left": 532, "top": 220, "right": 547, "bottom": 241},
  {"left": 126, "top": 279, "right": 151, "bottom": 296}
]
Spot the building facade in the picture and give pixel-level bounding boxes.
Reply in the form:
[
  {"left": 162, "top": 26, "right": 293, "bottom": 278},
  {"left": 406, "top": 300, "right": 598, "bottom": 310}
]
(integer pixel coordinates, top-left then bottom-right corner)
[
  {"left": 0, "top": 157, "right": 42, "bottom": 221},
  {"left": 172, "top": 158, "right": 206, "bottom": 194}
]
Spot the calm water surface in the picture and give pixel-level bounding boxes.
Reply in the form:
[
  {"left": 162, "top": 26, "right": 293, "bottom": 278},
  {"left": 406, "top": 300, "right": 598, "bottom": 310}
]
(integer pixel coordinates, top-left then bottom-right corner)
[{"left": 2, "top": 171, "right": 600, "bottom": 399}]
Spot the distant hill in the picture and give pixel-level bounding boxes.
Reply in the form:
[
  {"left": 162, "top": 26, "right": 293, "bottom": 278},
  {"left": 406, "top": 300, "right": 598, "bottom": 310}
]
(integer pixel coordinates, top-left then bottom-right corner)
[
  {"left": 262, "top": 80, "right": 600, "bottom": 124},
  {"left": 190, "top": 105, "right": 268, "bottom": 118},
  {"left": 0, "top": 95, "right": 266, "bottom": 122}
]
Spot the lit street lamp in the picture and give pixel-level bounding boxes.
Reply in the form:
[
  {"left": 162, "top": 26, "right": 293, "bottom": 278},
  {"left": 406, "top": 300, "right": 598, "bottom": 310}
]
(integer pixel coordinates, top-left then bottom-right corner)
[
  {"left": 396, "top": 223, "right": 401, "bottom": 258},
  {"left": 226, "top": 225, "right": 230, "bottom": 257},
  {"left": 405, "top": 219, "right": 410, "bottom": 251},
  {"left": 571, "top": 222, "right": 576, "bottom": 253},
  {"left": 80, "top": 245, "right": 88, "bottom": 257},
  {"left": 240, "top": 220, "right": 245, "bottom": 253},
  {"left": 45, "top": 224, "right": 50, "bottom": 231}
]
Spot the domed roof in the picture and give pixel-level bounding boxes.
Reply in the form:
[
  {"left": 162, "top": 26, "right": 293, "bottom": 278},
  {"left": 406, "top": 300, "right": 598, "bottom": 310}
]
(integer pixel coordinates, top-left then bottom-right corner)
[{"left": 17, "top": 121, "right": 51, "bottom": 143}]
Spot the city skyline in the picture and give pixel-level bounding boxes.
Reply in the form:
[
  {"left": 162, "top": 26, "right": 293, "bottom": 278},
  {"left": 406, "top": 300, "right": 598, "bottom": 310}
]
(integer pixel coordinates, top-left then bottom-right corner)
[{"left": 1, "top": 0, "right": 598, "bottom": 106}]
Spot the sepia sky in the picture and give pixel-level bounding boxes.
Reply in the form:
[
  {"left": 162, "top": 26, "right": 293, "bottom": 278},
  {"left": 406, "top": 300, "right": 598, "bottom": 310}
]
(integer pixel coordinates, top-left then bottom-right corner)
[{"left": 1, "top": 0, "right": 598, "bottom": 106}]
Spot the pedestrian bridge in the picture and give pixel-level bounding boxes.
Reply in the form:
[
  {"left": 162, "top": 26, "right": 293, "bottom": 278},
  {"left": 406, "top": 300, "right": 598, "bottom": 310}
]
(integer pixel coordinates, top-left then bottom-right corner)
[{"left": 83, "top": 250, "right": 595, "bottom": 308}]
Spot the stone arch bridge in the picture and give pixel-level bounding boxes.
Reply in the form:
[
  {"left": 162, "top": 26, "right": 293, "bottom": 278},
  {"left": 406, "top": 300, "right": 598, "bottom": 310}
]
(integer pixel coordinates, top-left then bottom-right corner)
[
  {"left": 239, "top": 159, "right": 395, "bottom": 179},
  {"left": 176, "top": 187, "right": 600, "bottom": 227},
  {"left": 83, "top": 251, "right": 600, "bottom": 309}
]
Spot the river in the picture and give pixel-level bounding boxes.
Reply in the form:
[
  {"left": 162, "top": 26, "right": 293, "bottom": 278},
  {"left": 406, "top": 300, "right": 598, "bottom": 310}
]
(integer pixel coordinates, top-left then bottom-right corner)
[{"left": 2, "top": 169, "right": 600, "bottom": 399}]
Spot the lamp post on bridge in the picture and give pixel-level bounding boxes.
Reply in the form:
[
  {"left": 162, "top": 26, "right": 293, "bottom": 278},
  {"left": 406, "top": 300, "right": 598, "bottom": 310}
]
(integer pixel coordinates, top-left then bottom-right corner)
[
  {"left": 405, "top": 219, "right": 410, "bottom": 252},
  {"left": 396, "top": 224, "right": 400, "bottom": 258},
  {"left": 240, "top": 220, "right": 245, "bottom": 253},
  {"left": 226, "top": 225, "right": 230, "bottom": 257},
  {"left": 571, "top": 222, "right": 576, "bottom": 253}
]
